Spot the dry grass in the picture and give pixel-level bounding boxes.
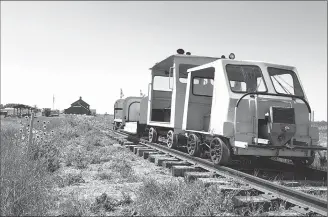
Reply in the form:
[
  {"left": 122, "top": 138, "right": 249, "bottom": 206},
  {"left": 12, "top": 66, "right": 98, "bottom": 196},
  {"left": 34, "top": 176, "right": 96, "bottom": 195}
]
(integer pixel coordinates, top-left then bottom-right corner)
[
  {"left": 0, "top": 116, "right": 62, "bottom": 216},
  {"left": 0, "top": 114, "right": 114, "bottom": 216},
  {"left": 2, "top": 115, "right": 324, "bottom": 216},
  {"left": 127, "top": 178, "right": 237, "bottom": 216}
]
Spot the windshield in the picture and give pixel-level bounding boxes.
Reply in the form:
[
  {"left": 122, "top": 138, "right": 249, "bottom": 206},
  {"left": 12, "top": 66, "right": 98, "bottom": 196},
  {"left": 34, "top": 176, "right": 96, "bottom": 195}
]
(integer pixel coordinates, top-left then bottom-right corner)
[
  {"left": 226, "top": 64, "right": 267, "bottom": 93},
  {"left": 267, "top": 67, "right": 304, "bottom": 97}
]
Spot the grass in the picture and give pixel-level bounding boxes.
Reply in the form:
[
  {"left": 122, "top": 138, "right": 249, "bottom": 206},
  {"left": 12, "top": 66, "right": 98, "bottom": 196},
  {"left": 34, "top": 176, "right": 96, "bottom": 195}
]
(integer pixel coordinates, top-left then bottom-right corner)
[
  {"left": 0, "top": 114, "right": 114, "bottom": 216},
  {"left": 1, "top": 115, "right": 326, "bottom": 216},
  {"left": 0, "top": 116, "right": 61, "bottom": 216},
  {"left": 127, "top": 178, "right": 283, "bottom": 216}
]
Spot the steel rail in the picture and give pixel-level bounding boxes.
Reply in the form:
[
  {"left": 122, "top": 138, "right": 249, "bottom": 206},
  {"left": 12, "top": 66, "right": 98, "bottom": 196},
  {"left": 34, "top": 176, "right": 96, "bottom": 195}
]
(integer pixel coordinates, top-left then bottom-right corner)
[{"left": 111, "top": 130, "right": 328, "bottom": 216}]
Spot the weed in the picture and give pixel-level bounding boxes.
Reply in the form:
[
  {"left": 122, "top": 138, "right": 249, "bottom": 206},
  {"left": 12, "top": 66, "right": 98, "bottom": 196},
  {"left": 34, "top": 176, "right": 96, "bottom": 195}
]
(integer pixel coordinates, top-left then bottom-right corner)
[
  {"left": 97, "top": 171, "right": 113, "bottom": 181},
  {"left": 66, "top": 172, "right": 85, "bottom": 186},
  {"left": 91, "top": 193, "right": 119, "bottom": 213}
]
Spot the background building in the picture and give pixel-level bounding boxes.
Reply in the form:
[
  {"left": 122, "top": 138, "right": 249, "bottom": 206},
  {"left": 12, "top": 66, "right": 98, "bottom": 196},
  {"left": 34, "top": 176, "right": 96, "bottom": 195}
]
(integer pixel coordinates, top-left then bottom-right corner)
[{"left": 64, "top": 96, "right": 91, "bottom": 115}]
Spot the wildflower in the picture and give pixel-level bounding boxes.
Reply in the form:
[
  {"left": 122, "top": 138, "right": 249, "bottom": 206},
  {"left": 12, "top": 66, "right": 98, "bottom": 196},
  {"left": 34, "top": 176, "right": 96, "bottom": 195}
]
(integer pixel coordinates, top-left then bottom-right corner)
[
  {"left": 36, "top": 135, "right": 40, "bottom": 139},
  {"left": 43, "top": 132, "right": 47, "bottom": 135},
  {"left": 27, "top": 124, "right": 30, "bottom": 127},
  {"left": 43, "top": 125, "right": 47, "bottom": 129},
  {"left": 37, "top": 120, "right": 40, "bottom": 123},
  {"left": 43, "top": 121, "right": 46, "bottom": 124}
]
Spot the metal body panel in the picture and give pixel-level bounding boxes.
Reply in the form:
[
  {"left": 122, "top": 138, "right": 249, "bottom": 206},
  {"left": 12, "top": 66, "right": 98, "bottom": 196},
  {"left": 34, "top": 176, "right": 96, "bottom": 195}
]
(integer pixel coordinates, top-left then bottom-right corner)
[
  {"left": 182, "top": 58, "right": 320, "bottom": 156},
  {"left": 113, "top": 99, "right": 125, "bottom": 122},
  {"left": 147, "top": 55, "right": 218, "bottom": 130},
  {"left": 139, "top": 96, "right": 148, "bottom": 125},
  {"left": 122, "top": 97, "right": 142, "bottom": 125}
]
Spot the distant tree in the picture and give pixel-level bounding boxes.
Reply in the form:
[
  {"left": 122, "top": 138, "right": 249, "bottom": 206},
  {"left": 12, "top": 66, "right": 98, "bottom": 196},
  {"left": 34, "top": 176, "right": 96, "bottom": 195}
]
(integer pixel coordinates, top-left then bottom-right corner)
[{"left": 0, "top": 104, "right": 3, "bottom": 109}]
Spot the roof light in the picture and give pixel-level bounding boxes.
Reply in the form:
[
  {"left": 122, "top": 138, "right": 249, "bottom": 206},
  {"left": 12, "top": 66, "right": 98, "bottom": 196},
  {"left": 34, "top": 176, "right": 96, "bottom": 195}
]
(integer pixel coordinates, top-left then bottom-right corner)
[
  {"left": 229, "top": 53, "right": 235, "bottom": 60},
  {"left": 186, "top": 52, "right": 191, "bottom": 55},
  {"left": 177, "top": 49, "right": 185, "bottom": 55},
  {"left": 221, "top": 55, "right": 226, "bottom": 59}
]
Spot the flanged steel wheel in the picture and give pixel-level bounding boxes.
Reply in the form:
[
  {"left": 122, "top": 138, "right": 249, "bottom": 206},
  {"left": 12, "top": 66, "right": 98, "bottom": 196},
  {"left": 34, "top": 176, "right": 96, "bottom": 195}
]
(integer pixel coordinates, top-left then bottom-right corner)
[
  {"left": 209, "top": 137, "right": 231, "bottom": 165},
  {"left": 292, "top": 151, "right": 315, "bottom": 166},
  {"left": 113, "top": 123, "right": 118, "bottom": 130},
  {"left": 187, "top": 134, "right": 201, "bottom": 157},
  {"left": 148, "top": 127, "right": 158, "bottom": 143},
  {"left": 167, "top": 130, "right": 176, "bottom": 149}
]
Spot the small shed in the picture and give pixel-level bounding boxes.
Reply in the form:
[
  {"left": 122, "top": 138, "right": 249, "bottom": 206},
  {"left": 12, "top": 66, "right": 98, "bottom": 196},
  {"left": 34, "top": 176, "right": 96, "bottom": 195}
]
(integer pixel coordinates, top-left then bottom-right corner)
[
  {"left": 64, "top": 96, "right": 91, "bottom": 115},
  {"left": 3, "top": 103, "right": 35, "bottom": 117}
]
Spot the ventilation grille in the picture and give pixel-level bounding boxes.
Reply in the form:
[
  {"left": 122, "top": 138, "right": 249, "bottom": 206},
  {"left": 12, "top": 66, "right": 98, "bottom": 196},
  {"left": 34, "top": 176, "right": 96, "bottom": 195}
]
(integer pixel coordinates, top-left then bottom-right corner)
[{"left": 271, "top": 107, "right": 295, "bottom": 124}]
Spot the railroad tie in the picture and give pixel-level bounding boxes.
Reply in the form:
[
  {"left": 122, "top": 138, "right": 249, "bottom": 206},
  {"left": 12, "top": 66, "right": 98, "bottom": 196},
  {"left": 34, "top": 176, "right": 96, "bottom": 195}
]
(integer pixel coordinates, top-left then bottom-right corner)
[
  {"left": 133, "top": 146, "right": 148, "bottom": 154},
  {"left": 123, "top": 141, "right": 134, "bottom": 146},
  {"left": 162, "top": 160, "right": 191, "bottom": 169},
  {"left": 148, "top": 154, "right": 170, "bottom": 163},
  {"left": 143, "top": 151, "right": 159, "bottom": 159},
  {"left": 155, "top": 157, "right": 179, "bottom": 166},
  {"left": 194, "top": 177, "right": 231, "bottom": 187},
  {"left": 136, "top": 148, "right": 154, "bottom": 157},
  {"left": 171, "top": 165, "right": 203, "bottom": 177},
  {"left": 129, "top": 145, "right": 144, "bottom": 152},
  {"left": 184, "top": 172, "right": 216, "bottom": 182},
  {"left": 233, "top": 193, "right": 279, "bottom": 212}
]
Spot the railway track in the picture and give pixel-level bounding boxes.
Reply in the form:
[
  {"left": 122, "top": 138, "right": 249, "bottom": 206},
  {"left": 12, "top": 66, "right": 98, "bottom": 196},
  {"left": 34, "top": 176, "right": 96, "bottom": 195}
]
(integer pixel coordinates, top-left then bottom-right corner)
[{"left": 106, "top": 129, "right": 327, "bottom": 216}]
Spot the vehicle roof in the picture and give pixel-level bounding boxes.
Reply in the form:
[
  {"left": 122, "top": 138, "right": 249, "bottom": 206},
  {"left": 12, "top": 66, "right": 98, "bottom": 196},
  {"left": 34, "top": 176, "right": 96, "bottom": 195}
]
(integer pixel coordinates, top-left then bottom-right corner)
[
  {"left": 150, "top": 54, "right": 219, "bottom": 70},
  {"left": 186, "top": 59, "right": 296, "bottom": 73}
]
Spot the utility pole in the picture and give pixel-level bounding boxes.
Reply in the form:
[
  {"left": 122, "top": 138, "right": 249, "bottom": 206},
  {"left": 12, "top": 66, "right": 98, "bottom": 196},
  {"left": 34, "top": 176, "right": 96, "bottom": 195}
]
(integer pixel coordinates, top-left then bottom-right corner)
[
  {"left": 120, "top": 89, "right": 124, "bottom": 99},
  {"left": 53, "top": 94, "right": 55, "bottom": 110}
]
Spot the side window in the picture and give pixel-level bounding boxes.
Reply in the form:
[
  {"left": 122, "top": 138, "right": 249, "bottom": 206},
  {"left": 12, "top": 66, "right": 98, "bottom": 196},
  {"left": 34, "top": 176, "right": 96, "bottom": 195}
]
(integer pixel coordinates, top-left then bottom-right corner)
[
  {"left": 230, "top": 81, "right": 246, "bottom": 92},
  {"left": 153, "top": 76, "right": 173, "bottom": 91},
  {"left": 179, "top": 78, "right": 188, "bottom": 83},
  {"left": 193, "top": 77, "right": 214, "bottom": 97},
  {"left": 270, "top": 73, "right": 295, "bottom": 95},
  {"left": 256, "top": 77, "right": 266, "bottom": 92},
  {"left": 268, "top": 67, "right": 304, "bottom": 97},
  {"left": 179, "top": 64, "right": 197, "bottom": 84},
  {"left": 226, "top": 65, "right": 267, "bottom": 93}
]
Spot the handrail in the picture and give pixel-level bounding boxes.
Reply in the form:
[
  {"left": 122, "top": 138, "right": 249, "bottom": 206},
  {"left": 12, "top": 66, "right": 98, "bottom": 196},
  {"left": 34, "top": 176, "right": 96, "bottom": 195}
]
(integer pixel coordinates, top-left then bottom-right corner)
[{"left": 235, "top": 92, "right": 311, "bottom": 114}]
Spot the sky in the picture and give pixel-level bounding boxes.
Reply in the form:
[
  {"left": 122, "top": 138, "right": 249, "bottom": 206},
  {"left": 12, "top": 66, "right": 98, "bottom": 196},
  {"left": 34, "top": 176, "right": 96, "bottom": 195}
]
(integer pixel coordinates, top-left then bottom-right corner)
[{"left": 1, "top": 1, "right": 327, "bottom": 120}]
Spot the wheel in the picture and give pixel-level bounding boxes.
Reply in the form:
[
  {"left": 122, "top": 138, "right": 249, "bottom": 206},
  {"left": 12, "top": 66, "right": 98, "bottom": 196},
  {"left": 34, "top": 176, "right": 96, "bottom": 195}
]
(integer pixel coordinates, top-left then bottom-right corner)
[
  {"left": 148, "top": 127, "right": 158, "bottom": 143},
  {"left": 292, "top": 151, "right": 315, "bottom": 166},
  {"left": 187, "top": 134, "right": 201, "bottom": 157},
  {"left": 167, "top": 130, "right": 177, "bottom": 149},
  {"left": 209, "top": 137, "right": 231, "bottom": 165}
]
